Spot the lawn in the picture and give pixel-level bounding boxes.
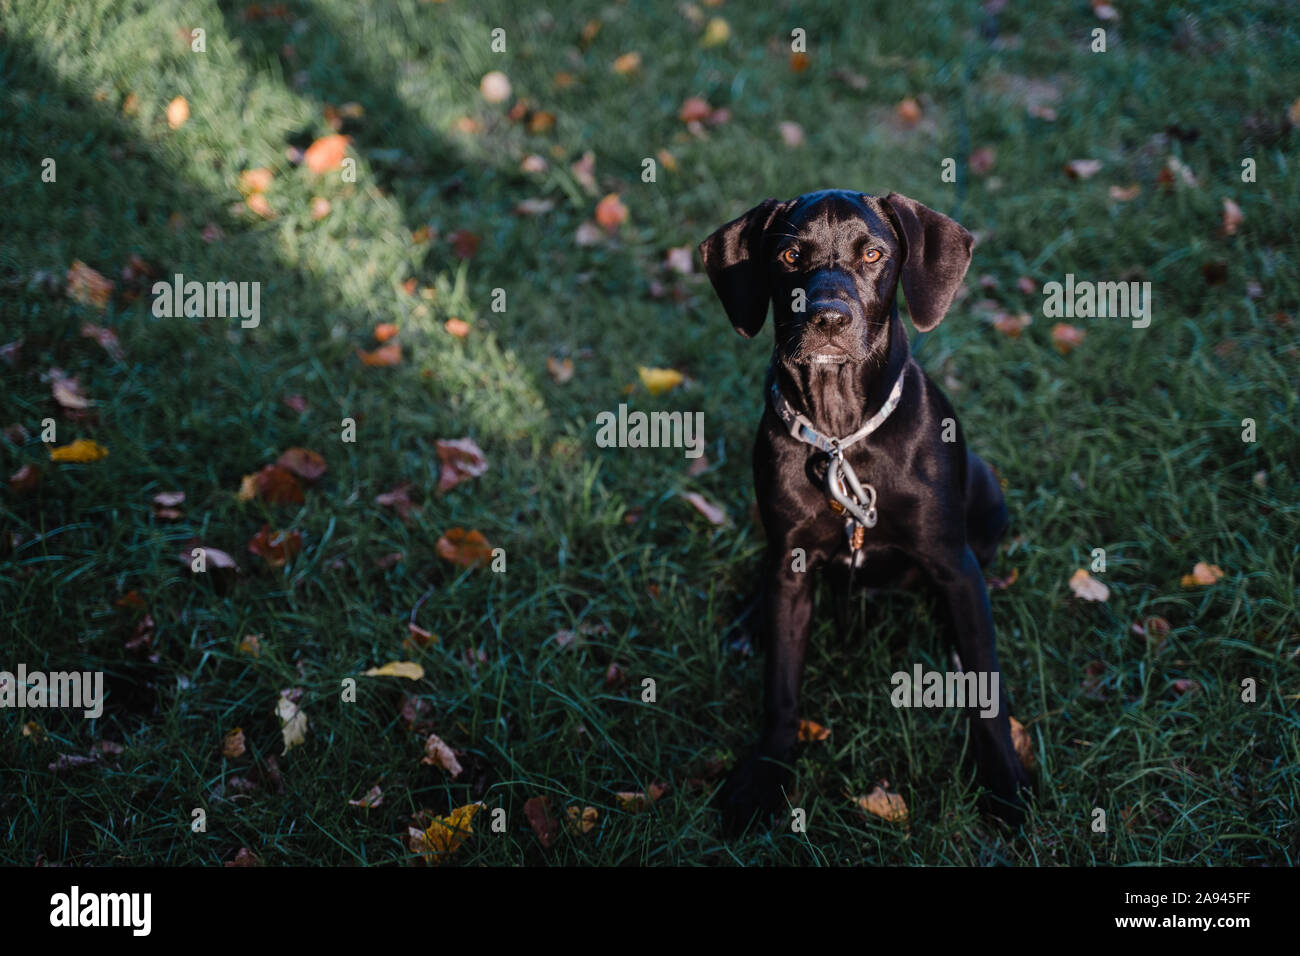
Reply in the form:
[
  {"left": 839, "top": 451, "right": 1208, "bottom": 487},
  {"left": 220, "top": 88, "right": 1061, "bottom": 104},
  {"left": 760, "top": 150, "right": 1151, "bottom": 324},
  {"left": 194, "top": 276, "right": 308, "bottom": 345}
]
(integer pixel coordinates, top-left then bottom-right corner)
[{"left": 1, "top": 0, "right": 1297, "bottom": 866}]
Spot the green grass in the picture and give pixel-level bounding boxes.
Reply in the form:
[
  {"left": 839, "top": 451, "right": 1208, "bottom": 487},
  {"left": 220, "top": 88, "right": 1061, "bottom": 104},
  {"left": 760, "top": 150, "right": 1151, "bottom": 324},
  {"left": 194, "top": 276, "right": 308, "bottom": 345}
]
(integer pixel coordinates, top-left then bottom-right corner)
[{"left": 1, "top": 0, "right": 1297, "bottom": 865}]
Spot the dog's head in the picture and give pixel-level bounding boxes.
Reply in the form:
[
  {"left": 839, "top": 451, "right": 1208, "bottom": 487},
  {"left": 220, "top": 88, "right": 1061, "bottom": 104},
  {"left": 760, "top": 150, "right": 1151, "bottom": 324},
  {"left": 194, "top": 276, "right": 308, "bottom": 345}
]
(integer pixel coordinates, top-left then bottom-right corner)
[{"left": 698, "top": 190, "right": 972, "bottom": 366}]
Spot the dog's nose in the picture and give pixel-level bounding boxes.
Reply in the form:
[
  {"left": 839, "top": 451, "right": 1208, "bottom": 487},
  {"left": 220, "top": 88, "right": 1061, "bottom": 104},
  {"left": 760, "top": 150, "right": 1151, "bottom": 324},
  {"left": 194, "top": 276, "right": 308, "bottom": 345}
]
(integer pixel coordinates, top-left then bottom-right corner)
[{"left": 809, "top": 301, "right": 851, "bottom": 329}]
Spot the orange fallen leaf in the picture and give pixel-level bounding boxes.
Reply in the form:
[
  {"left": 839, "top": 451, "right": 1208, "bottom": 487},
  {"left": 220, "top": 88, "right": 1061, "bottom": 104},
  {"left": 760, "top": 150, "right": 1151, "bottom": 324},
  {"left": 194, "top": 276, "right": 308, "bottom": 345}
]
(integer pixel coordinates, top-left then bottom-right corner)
[
  {"left": 595, "top": 193, "right": 628, "bottom": 232},
  {"left": 373, "top": 322, "right": 399, "bottom": 343},
  {"left": 444, "top": 317, "right": 470, "bottom": 338},
  {"left": 166, "top": 95, "right": 189, "bottom": 130},
  {"left": 895, "top": 97, "right": 922, "bottom": 126},
  {"left": 303, "top": 133, "right": 349, "bottom": 174},
  {"left": 615, "top": 782, "right": 668, "bottom": 812},
  {"left": 251, "top": 464, "right": 304, "bottom": 504},
  {"left": 1180, "top": 562, "right": 1224, "bottom": 587},
  {"left": 114, "top": 590, "right": 147, "bottom": 611},
  {"left": 1068, "top": 568, "right": 1109, "bottom": 602},
  {"left": 222, "top": 727, "right": 246, "bottom": 758},
  {"left": 678, "top": 96, "right": 712, "bottom": 123},
  {"left": 790, "top": 51, "right": 810, "bottom": 72},
  {"left": 237, "top": 634, "right": 262, "bottom": 657},
  {"left": 1051, "top": 323, "right": 1086, "bottom": 354},
  {"left": 418, "top": 802, "right": 482, "bottom": 864},
  {"left": 547, "top": 356, "right": 574, "bottom": 384},
  {"left": 358, "top": 342, "right": 402, "bottom": 366},
  {"left": 276, "top": 447, "right": 327, "bottom": 482},
  {"left": 992, "top": 312, "right": 1032, "bottom": 339},
  {"left": 798, "top": 719, "right": 831, "bottom": 742},
  {"left": 247, "top": 524, "right": 303, "bottom": 568},
  {"left": 987, "top": 567, "right": 1019, "bottom": 591},
  {"left": 238, "top": 167, "right": 274, "bottom": 194},
  {"left": 66, "top": 261, "right": 113, "bottom": 310},
  {"left": 566, "top": 805, "right": 598, "bottom": 835},
  {"left": 436, "top": 527, "right": 493, "bottom": 567},
  {"left": 612, "top": 51, "right": 641, "bottom": 74}
]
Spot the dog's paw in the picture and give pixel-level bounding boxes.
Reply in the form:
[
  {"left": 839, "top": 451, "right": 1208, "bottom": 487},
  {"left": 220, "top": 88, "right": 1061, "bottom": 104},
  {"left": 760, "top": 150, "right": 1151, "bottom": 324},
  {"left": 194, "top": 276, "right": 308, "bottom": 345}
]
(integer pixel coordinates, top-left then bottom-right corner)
[{"left": 715, "top": 754, "right": 792, "bottom": 836}]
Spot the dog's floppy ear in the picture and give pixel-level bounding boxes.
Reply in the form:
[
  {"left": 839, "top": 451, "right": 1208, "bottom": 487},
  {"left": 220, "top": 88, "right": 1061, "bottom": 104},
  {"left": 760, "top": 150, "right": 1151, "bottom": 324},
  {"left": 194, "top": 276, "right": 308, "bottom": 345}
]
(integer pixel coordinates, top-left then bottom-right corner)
[
  {"left": 698, "top": 198, "right": 784, "bottom": 338},
  {"left": 881, "top": 192, "right": 974, "bottom": 332}
]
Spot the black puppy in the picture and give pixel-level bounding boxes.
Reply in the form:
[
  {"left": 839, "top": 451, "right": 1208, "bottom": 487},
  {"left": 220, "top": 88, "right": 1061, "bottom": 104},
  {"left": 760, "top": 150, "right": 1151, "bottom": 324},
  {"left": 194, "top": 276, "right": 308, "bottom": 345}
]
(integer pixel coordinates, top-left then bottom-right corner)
[{"left": 699, "top": 190, "right": 1032, "bottom": 834}]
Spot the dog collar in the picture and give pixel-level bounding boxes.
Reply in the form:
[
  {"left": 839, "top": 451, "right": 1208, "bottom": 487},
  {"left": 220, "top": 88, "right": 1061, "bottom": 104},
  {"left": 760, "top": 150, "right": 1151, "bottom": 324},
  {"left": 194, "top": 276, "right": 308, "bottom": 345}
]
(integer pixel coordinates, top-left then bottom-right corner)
[
  {"left": 766, "top": 364, "right": 906, "bottom": 546},
  {"left": 767, "top": 364, "right": 906, "bottom": 455}
]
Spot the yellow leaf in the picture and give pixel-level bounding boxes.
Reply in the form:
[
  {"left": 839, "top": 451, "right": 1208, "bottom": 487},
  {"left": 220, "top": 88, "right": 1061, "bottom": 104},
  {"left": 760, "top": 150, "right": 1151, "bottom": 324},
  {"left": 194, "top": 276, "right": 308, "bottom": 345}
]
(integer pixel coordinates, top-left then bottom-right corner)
[
  {"left": 798, "top": 719, "right": 831, "bottom": 742},
  {"left": 638, "top": 366, "right": 683, "bottom": 395},
  {"left": 49, "top": 439, "right": 109, "bottom": 463},
  {"left": 420, "top": 802, "right": 483, "bottom": 864},
  {"left": 700, "top": 16, "right": 730, "bottom": 47},
  {"left": 364, "top": 661, "right": 425, "bottom": 680}
]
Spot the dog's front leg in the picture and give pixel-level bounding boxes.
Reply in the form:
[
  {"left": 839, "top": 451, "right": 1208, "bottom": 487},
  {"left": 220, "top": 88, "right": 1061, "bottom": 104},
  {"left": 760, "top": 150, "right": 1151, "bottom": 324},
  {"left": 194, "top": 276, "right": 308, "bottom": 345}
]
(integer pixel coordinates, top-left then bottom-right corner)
[
  {"left": 717, "top": 545, "right": 815, "bottom": 834},
  {"left": 924, "top": 546, "right": 1032, "bottom": 824}
]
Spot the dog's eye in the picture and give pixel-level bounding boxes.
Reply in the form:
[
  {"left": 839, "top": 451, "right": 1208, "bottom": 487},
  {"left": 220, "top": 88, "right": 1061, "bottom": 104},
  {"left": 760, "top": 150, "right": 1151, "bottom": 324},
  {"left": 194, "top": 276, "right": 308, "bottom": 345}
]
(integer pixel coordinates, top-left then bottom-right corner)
[
  {"left": 862, "top": 249, "right": 883, "bottom": 264},
  {"left": 780, "top": 247, "right": 800, "bottom": 266}
]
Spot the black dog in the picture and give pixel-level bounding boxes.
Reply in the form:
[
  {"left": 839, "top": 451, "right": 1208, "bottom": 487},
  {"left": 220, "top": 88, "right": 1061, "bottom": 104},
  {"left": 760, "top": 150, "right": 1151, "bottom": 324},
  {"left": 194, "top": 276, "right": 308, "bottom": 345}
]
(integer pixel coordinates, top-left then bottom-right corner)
[{"left": 699, "top": 190, "right": 1032, "bottom": 834}]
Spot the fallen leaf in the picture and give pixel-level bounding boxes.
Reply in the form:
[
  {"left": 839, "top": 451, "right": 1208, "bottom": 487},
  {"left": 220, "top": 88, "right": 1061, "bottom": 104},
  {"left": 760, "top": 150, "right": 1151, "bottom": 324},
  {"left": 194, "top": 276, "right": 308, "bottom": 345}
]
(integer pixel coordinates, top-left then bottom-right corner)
[
  {"left": 179, "top": 542, "right": 238, "bottom": 571},
  {"left": 700, "top": 16, "right": 730, "bottom": 46},
  {"left": 1109, "top": 184, "right": 1141, "bottom": 201},
  {"left": 435, "top": 437, "right": 489, "bottom": 494},
  {"left": 225, "top": 848, "right": 259, "bottom": 867},
  {"left": 790, "top": 51, "right": 810, "bottom": 72},
  {"left": 1220, "top": 198, "right": 1244, "bottom": 236},
  {"left": 115, "top": 590, "right": 146, "bottom": 611},
  {"left": 1063, "top": 159, "right": 1103, "bottom": 180},
  {"left": 574, "top": 221, "right": 604, "bottom": 246},
  {"left": 49, "top": 438, "right": 109, "bottom": 463},
  {"left": 570, "top": 150, "right": 598, "bottom": 194},
  {"left": 276, "top": 447, "right": 327, "bottom": 482},
  {"left": 237, "top": 634, "right": 262, "bottom": 657},
  {"left": 524, "top": 796, "right": 560, "bottom": 847},
  {"left": 595, "top": 193, "right": 628, "bottom": 232},
  {"left": 247, "top": 524, "right": 303, "bottom": 568},
  {"left": 992, "top": 312, "right": 1032, "bottom": 339},
  {"left": 638, "top": 365, "right": 683, "bottom": 395},
  {"left": 895, "top": 97, "right": 922, "bottom": 126},
  {"left": 310, "top": 196, "right": 331, "bottom": 220},
  {"left": 238, "top": 167, "right": 274, "bottom": 194},
  {"left": 375, "top": 483, "right": 418, "bottom": 523},
  {"left": 986, "top": 567, "right": 1019, "bottom": 591},
  {"left": 421, "top": 733, "right": 463, "bottom": 776},
  {"left": 49, "top": 754, "right": 99, "bottom": 775},
  {"left": 681, "top": 491, "right": 727, "bottom": 525},
  {"left": 778, "top": 121, "right": 805, "bottom": 147},
  {"left": 615, "top": 782, "right": 668, "bottom": 812},
  {"left": 1180, "top": 562, "right": 1224, "bottom": 587},
  {"left": 1009, "top": 716, "right": 1035, "bottom": 769},
  {"left": 448, "top": 229, "right": 480, "bottom": 259},
  {"left": 405, "top": 622, "right": 437, "bottom": 649},
  {"left": 969, "top": 146, "right": 997, "bottom": 175},
  {"left": 1172, "top": 678, "right": 1199, "bottom": 696},
  {"left": 166, "top": 95, "right": 189, "bottom": 130},
  {"left": 222, "top": 727, "right": 246, "bottom": 758},
  {"left": 364, "top": 660, "right": 425, "bottom": 680},
  {"left": 514, "top": 198, "right": 555, "bottom": 216},
  {"left": 419, "top": 802, "right": 482, "bottom": 864},
  {"left": 547, "top": 355, "right": 574, "bottom": 384},
  {"left": 66, "top": 261, "right": 113, "bottom": 310},
  {"left": 9, "top": 464, "right": 40, "bottom": 493},
  {"left": 50, "top": 369, "right": 90, "bottom": 410},
  {"left": 679, "top": 96, "right": 712, "bottom": 124},
  {"left": 80, "top": 323, "right": 124, "bottom": 361},
  {"left": 612, "top": 51, "right": 641, "bottom": 74},
  {"left": 566, "top": 805, "right": 598, "bottom": 835},
  {"left": 855, "top": 784, "right": 908, "bottom": 825},
  {"left": 276, "top": 689, "right": 308, "bottom": 754},
  {"left": 527, "top": 111, "right": 556, "bottom": 134},
  {"left": 1051, "top": 323, "right": 1086, "bottom": 354},
  {"left": 252, "top": 464, "right": 304, "bottom": 504},
  {"left": 283, "top": 393, "right": 309, "bottom": 413},
  {"left": 245, "top": 192, "right": 275, "bottom": 219},
  {"left": 1068, "top": 568, "right": 1110, "bottom": 602},
  {"left": 480, "top": 70, "right": 512, "bottom": 103},
  {"left": 444, "top": 317, "right": 471, "bottom": 338},
  {"left": 303, "top": 134, "right": 349, "bottom": 174},
  {"left": 358, "top": 342, "right": 402, "bottom": 366},
  {"left": 436, "top": 528, "right": 493, "bottom": 567},
  {"left": 348, "top": 785, "right": 384, "bottom": 808},
  {"left": 798, "top": 719, "right": 831, "bottom": 742}
]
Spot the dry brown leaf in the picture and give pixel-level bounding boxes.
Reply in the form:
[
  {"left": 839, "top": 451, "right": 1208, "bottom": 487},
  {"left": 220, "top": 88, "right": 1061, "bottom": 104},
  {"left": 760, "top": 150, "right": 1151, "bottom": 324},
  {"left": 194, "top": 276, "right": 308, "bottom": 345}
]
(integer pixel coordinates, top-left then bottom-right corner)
[
  {"left": 1009, "top": 716, "right": 1035, "bottom": 769},
  {"left": 1220, "top": 198, "right": 1244, "bottom": 236},
  {"left": 421, "top": 733, "right": 463, "bottom": 777},
  {"left": 547, "top": 355, "right": 574, "bottom": 384},
  {"left": 681, "top": 491, "right": 727, "bottom": 525},
  {"left": 855, "top": 784, "right": 909, "bottom": 825},
  {"left": 444, "top": 317, "right": 471, "bottom": 338},
  {"left": 247, "top": 524, "right": 303, "bottom": 568},
  {"left": 595, "top": 193, "right": 628, "bottom": 232},
  {"left": 348, "top": 785, "right": 384, "bottom": 809},
  {"left": 1180, "top": 562, "right": 1224, "bottom": 587},
  {"left": 303, "top": 134, "right": 349, "bottom": 174},
  {"left": 66, "top": 261, "right": 113, "bottom": 310},
  {"left": 276, "top": 447, "right": 327, "bottom": 482},
  {"left": 798, "top": 719, "right": 831, "bottom": 742},
  {"left": 436, "top": 437, "right": 488, "bottom": 494},
  {"left": 566, "top": 805, "right": 598, "bottom": 835},
  {"left": 1051, "top": 323, "right": 1086, "bottom": 354},
  {"left": 992, "top": 312, "right": 1032, "bottom": 339},
  {"left": 524, "top": 796, "right": 560, "bottom": 847},
  {"left": 222, "top": 727, "right": 246, "bottom": 759},
  {"left": 358, "top": 342, "right": 402, "bottom": 366},
  {"left": 238, "top": 167, "right": 274, "bottom": 194},
  {"left": 895, "top": 97, "right": 922, "bottom": 126},
  {"left": 679, "top": 96, "right": 712, "bottom": 124},
  {"left": 80, "top": 323, "right": 124, "bottom": 361},
  {"left": 375, "top": 482, "right": 418, "bottom": 524},
  {"left": 9, "top": 463, "right": 40, "bottom": 494}
]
